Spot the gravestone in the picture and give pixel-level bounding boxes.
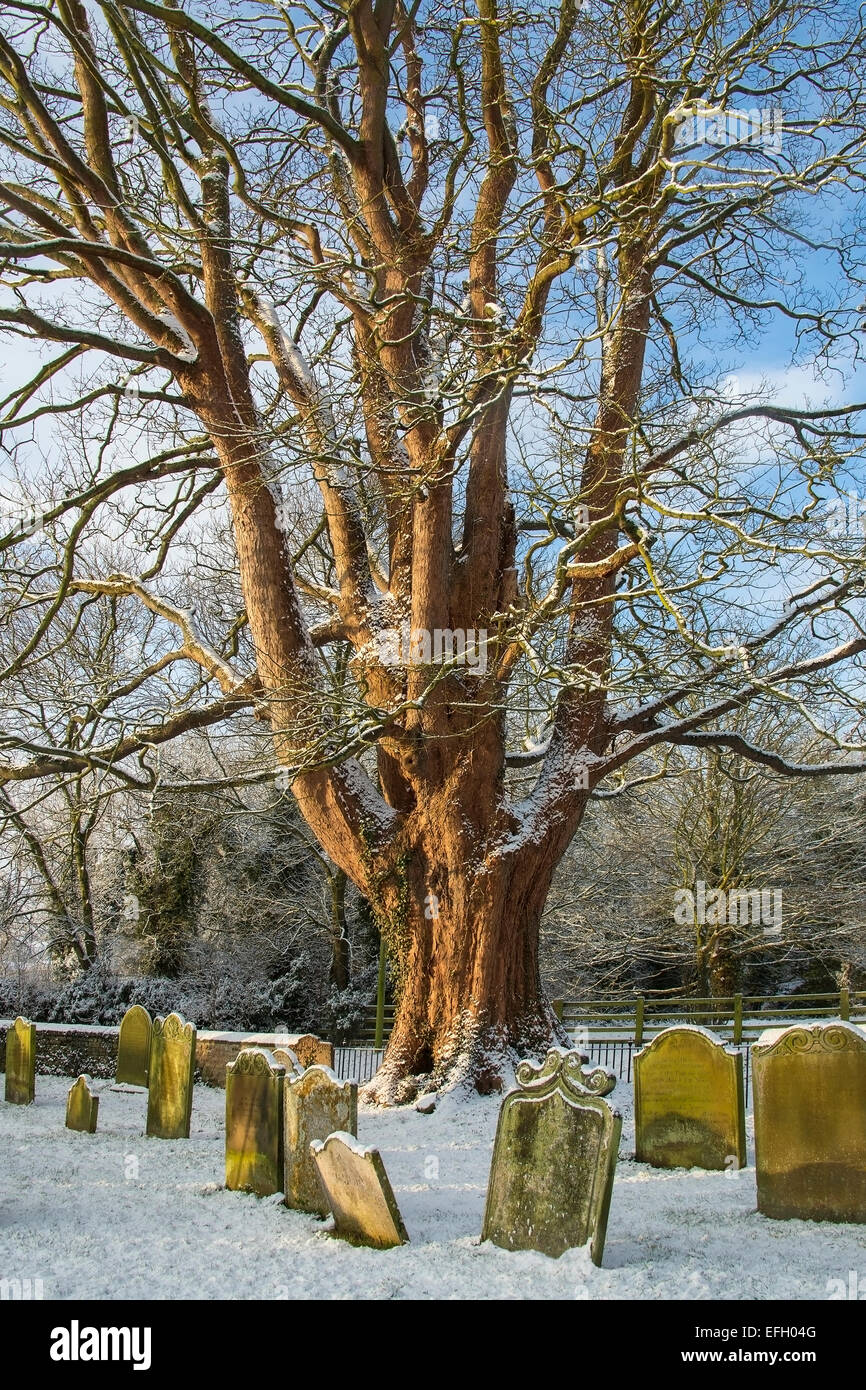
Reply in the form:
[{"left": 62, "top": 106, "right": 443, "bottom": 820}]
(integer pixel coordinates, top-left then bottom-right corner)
[
  {"left": 225, "top": 1048, "right": 285, "bottom": 1196},
  {"left": 4, "top": 1016, "right": 35, "bottom": 1105},
  {"left": 310, "top": 1131, "right": 409, "bottom": 1248},
  {"left": 285, "top": 1034, "right": 333, "bottom": 1070},
  {"left": 146, "top": 1012, "right": 196, "bottom": 1140},
  {"left": 753, "top": 1021, "right": 866, "bottom": 1222},
  {"left": 65, "top": 1075, "right": 99, "bottom": 1133},
  {"left": 634, "top": 1026, "right": 746, "bottom": 1171},
  {"left": 116, "top": 1005, "right": 152, "bottom": 1087},
  {"left": 272, "top": 1047, "right": 303, "bottom": 1078},
  {"left": 284, "top": 1065, "right": 358, "bottom": 1215},
  {"left": 481, "top": 1047, "right": 620, "bottom": 1265}
]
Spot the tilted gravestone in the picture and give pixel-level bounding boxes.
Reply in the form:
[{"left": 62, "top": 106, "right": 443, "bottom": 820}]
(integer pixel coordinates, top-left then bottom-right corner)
[
  {"left": 284, "top": 1065, "right": 358, "bottom": 1215},
  {"left": 65, "top": 1075, "right": 99, "bottom": 1133},
  {"left": 634, "top": 1026, "right": 746, "bottom": 1171},
  {"left": 225, "top": 1048, "right": 286, "bottom": 1196},
  {"left": 481, "top": 1047, "right": 620, "bottom": 1265},
  {"left": 272, "top": 1047, "right": 303, "bottom": 1078},
  {"left": 116, "top": 1005, "right": 152, "bottom": 1087},
  {"left": 310, "top": 1131, "right": 409, "bottom": 1248},
  {"left": 146, "top": 1012, "right": 196, "bottom": 1139},
  {"left": 4, "top": 1016, "right": 36, "bottom": 1105},
  {"left": 753, "top": 1021, "right": 866, "bottom": 1222}
]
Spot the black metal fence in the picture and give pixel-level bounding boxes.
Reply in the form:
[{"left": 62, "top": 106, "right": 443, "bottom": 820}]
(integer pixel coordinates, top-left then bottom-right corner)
[
  {"left": 581, "top": 1037, "right": 753, "bottom": 1104},
  {"left": 335, "top": 1038, "right": 754, "bottom": 1101},
  {"left": 335, "top": 1046, "right": 384, "bottom": 1085}
]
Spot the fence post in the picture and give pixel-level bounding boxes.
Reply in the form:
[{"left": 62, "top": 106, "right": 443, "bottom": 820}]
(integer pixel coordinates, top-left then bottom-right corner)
[
  {"left": 841, "top": 987, "right": 850, "bottom": 1021},
  {"left": 733, "top": 993, "right": 743, "bottom": 1045},
  {"left": 635, "top": 996, "right": 645, "bottom": 1047},
  {"left": 374, "top": 932, "right": 387, "bottom": 1049},
  {"left": 551, "top": 999, "right": 563, "bottom": 1021}
]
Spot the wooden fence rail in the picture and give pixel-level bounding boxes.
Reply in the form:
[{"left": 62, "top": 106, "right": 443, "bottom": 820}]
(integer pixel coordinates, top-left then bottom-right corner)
[{"left": 354, "top": 990, "right": 864, "bottom": 1046}]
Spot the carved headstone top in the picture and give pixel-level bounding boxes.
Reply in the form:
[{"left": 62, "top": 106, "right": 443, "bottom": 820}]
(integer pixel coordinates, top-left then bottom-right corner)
[{"left": 514, "top": 1046, "right": 617, "bottom": 1098}]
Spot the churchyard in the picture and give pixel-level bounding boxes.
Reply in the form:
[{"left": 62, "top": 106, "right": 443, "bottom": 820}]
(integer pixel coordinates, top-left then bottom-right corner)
[{"left": 3, "top": 1011, "right": 866, "bottom": 1301}]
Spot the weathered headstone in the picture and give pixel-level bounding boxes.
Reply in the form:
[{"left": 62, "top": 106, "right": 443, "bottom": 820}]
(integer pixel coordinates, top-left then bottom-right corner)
[
  {"left": 272, "top": 1047, "right": 303, "bottom": 1077},
  {"left": 116, "top": 1005, "right": 152, "bottom": 1087},
  {"left": 146, "top": 1012, "right": 196, "bottom": 1140},
  {"left": 284, "top": 1065, "right": 358, "bottom": 1215},
  {"left": 634, "top": 1025, "right": 746, "bottom": 1171},
  {"left": 285, "top": 1034, "right": 333, "bottom": 1070},
  {"left": 310, "top": 1131, "right": 409, "bottom": 1248},
  {"left": 481, "top": 1047, "right": 620, "bottom": 1265},
  {"left": 753, "top": 1021, "right": 866, "bottom": 1222},
  {"left": 65, "top": 1074, "right": 99, "bottom": 1133},
  {"left": 225, "top": 1048, "right": 285, "bottom": 1196},
  {"left": 4, "top": 1016, "right": 35, "bottom": 1105}
]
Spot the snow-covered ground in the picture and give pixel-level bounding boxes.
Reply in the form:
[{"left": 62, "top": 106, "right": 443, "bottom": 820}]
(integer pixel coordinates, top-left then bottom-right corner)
[{"left": 1, "top": 1075, "right": 863, "bottom": 1300}]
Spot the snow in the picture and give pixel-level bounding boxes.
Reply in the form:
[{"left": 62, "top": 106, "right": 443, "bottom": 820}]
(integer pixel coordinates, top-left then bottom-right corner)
[
  {"left": 155, "top": 312, "right": 198, "bottom": 364},
  {"left": 1, "top": 1074, "right": 861, "bottom": 1300}
]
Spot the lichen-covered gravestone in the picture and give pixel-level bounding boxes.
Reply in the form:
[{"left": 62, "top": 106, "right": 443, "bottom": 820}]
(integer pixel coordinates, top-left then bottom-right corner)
[
  {"left": 284, "top": 1065, "right": 358, "bottom": 1214},
  {"left": 481, "top": 1048, "right": 620, "bottom": 1265},
  {"left": 753, "top": 1021, "right": 866, "bottom": 1222},
  {"left": 634, "top": 1026, "right": 746, "bottom": 1171},
  {"left": 4, "top": 1016, "right": 35, "bottom": 1105},
  {"left": 310, "top": 1131, "right": 409, "bottom": 1248},
  {"left": 272, "top": 1047, "right": 303, "bottom": 1078},
  {"left": 146, "top": 1012, "right": 196, "bottom": 1140},
  {"left": 225, "top": 1049, "right": 285, "bottom": 1196},
  {"left": 65, "top": 1075, "right": 99, "bottom": 1133},
  {"left": 116, "top": 1005, "right": 152, "bottom": 1087}
]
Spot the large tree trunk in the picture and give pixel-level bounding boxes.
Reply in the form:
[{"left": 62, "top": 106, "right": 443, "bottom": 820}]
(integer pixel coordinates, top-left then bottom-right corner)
[
  {"left": 363, "top": 740, "right": 580, "bottom": 1101},
  {"left": 368, "top": 862, "right": 559, "bottom": 1104}
]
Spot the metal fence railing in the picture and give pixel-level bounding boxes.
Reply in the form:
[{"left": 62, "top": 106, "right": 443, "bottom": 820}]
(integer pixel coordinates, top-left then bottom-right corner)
[
  {"left": 335, "top": 1039, "right": 755, "bottom": 1100},
  {"left": 579, "top": 1037, "right": 753, "bottom": 1104},
  {"left": 335, "top": 1046, "right": 385, "bottom": 1085}
]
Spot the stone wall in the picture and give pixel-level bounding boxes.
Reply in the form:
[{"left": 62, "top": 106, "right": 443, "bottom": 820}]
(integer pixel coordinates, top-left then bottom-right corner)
[
  {"left": 196, "top": 1031, "right": 334, "bottom": 1086},
  {"left": 0, "top": 1020, "right": 334, "bottom": 1086}
]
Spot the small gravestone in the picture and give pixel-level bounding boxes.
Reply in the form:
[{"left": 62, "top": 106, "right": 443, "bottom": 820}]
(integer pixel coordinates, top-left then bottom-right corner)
[
  {"left": 65, "top": 1075, "right": 99, "bottom": 1133},
  {"left": 4, "top": 1016, "right": 36, "bottom": 1105},
  {"left": 116, "top": 1005, "right": 152, "bottom": 1087},
  {"left": 310, "top": 1131, "right": 409, "bottom": 1248},
  {"left": 284, "top": 1065, "right": 358, "bottom": 1215},
  {"left": 225, "top": 1048, "right": 285, "bottom": 1196},
  {"left": 753, "top": 1021, "right": 866, "bottom": 1222},
  {"left": 634, "top": 1026, "right": 746, "bottom": 1171},
  {"left": 481, "top": 1048, "right": 620, "bottom": 1265},
  {"left": 146, "top": 1012, "right": 196, "bottom": 1140},
  {"left": 272, "top": 1047, "right": 303, "bottom": 1077},
  {"left": 286, "top": 1034, "right": 333, "bottom": 1069}
]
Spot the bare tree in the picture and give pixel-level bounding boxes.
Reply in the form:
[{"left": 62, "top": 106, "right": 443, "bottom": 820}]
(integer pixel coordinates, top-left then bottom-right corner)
[{"left": 1, "top": 0, "right": 866, "bottom": 1097}]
